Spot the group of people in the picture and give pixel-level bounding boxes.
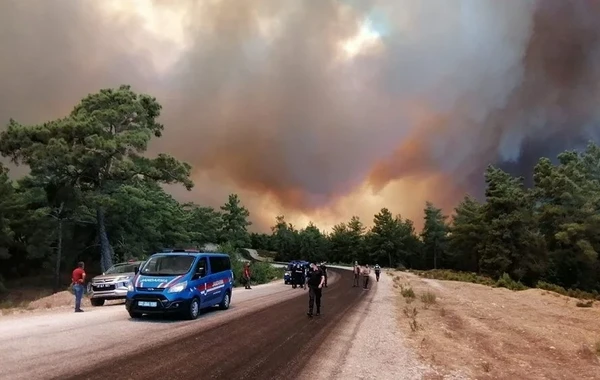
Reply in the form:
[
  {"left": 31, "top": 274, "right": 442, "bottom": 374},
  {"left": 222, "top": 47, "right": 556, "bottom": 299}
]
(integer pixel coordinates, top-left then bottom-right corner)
[
  {"left": 353, "top": 262, "right": 381, "bottom": 289},
  {"left": 70, "top": 259, "right": 380, "bottom": 318},
  {"left": 302, "top": 261, "right": 382, "bottom": 318},
  {"left": 289, "top": 261, "right": 328, "bottom": 289}
]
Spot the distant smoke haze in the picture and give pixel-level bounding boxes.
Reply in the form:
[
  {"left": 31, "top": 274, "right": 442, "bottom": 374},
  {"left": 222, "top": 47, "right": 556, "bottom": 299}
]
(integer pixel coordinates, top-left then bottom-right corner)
[{"left": 1, "top": 0, "right": 599, "bottom": 232}]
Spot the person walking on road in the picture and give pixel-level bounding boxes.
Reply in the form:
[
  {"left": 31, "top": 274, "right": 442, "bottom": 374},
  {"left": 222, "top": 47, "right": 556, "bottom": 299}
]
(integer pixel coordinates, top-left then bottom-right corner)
[
  {"left": 362, "top": 264, "right": 371, "bottom": 290},
  {"left": 243, "top": 262, "right": 252, "bottom": 289},
  {"left": 305, "top": 262, "right": 325, "bottom": 317},
  {"left": 71, "top": 261, "right": 86, "bottom": 313},
  {"left": 374, "top": 264, "right": 381, "bottom": 282},
  {"left": 353, "top": 261, "right": 361, "bottom": 287},
  {"left": 319, "top": 261, "right": 328, "bottom": 287}
]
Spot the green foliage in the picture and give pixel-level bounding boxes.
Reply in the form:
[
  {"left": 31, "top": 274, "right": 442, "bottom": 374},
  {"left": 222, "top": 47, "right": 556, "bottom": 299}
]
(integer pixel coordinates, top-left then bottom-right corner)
[
  {"left": 414, "top": 269, "right": 496, "bottom": 287},
  {"left": 220, "top": 194, "right": 251, "bottom": 249},
  {"left": 2, "top": 84, "right": 600, "bottom": 298},
  {"left": 495, "top": 273, "right": 527, "bottom": 291},
  {"left": 421, "top": 202, "right": 449, "bottom": 269}
]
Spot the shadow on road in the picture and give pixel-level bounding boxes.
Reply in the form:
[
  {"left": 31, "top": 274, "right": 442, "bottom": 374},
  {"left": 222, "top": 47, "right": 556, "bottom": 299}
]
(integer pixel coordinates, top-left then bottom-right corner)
[{"left": 127, "top": 306, "right": 227, "bottom": 324}]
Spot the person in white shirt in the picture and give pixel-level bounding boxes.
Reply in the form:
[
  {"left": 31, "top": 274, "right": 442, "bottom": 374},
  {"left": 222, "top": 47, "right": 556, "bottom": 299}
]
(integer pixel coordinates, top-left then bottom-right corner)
[
  {"left": 353, "top": 261, "right": 361, "bottom": 287},
  {"left": 362, "top": 264, "right": 371, "bottom": 289}
]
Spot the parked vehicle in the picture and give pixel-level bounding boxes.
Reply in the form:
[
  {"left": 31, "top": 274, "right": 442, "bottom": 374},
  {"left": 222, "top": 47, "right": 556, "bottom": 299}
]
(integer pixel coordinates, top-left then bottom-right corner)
[
  {"left": 284, "top": 260, "right": 309, "bottom": 286},
  {"left": 125, "top": 250, "right": 234, "bottom": 320},
  {"left": 88, "top": 260, "right": 144, "bottom": 306}
]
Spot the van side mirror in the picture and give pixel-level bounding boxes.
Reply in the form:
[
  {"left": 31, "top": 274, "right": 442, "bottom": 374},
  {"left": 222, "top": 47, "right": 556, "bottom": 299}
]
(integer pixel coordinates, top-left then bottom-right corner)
[
  {"left": 134, "top": 267, "right": 139, "bottom": 275},
  {"left": 194, "top": 267, "right": 206, "bottom": 279}
]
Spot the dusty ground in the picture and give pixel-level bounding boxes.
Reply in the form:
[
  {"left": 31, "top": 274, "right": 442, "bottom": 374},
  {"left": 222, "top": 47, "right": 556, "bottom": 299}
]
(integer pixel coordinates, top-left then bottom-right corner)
[
  {"left": 391, "top": 271, "right": 600, "bottom": 380},
  {"left": 301, "top": 271, "right": 441, "bottom": 380}
]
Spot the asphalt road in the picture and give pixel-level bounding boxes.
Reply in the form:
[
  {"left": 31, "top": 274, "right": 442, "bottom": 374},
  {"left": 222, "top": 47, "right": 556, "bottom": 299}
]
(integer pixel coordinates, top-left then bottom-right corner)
[
  {"left": 62, "top": 269, "right": 366, "bottom": 380},
  {"left": 0, "top": 278, "right": 312, "bottom": 380}
]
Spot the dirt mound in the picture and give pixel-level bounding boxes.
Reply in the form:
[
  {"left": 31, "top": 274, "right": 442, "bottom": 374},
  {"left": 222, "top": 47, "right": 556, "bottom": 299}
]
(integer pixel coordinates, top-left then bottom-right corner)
[{"left": 28, "top": 291, "right": 91, "bottom": 310}]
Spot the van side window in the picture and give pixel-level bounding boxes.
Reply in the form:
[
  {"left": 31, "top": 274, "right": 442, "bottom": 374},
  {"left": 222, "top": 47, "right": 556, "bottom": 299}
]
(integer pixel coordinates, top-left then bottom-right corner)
[
  {"left": 209, "top": 257, "right": 231, "bottom": 274},
  {"left": 195, "top": 257, "right": 207, "bottom": 276}
]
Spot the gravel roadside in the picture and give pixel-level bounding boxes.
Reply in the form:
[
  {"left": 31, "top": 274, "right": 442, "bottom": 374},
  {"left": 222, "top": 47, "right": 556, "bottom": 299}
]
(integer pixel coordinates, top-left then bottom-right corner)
[
  {"left": 0, "top": 278, "right": 321, "bottom": 380},
  {"left": 301, "top": 271, "right": 434, "bottom": 379}
]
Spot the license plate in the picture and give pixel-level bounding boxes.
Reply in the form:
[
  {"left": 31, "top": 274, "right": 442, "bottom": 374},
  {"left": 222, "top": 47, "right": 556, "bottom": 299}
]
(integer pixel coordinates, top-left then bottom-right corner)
[
  {"left": 97, "top": 284, "right": 110, "bottom": 288},
  {"left": 138, "top": 301, "right": 157, "bottom": 307}
]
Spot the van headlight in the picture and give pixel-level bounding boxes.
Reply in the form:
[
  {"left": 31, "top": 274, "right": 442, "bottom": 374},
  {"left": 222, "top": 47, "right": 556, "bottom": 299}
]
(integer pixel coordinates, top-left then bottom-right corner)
[
  {"left": 167, "top": 281, "right": 188, "bottom": 293},
  {"left": 127, "top": 282, "right": 134, "bottom": 291}
]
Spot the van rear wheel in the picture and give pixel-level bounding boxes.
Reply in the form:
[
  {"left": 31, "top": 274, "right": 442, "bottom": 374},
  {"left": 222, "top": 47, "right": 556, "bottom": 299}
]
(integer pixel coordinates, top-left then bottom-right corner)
[
  {"left": 219, "top": 291, "right": 231, "bottom": 310},
  {"left": 185, "top": 297, "right": 201, "bottom": 320}
]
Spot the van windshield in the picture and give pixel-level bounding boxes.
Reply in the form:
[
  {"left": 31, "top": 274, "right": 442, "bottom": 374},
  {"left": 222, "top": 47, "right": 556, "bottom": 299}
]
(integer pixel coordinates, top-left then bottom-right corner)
[{"left": 141, "top": 255, "right": 195, "bottom": 276}]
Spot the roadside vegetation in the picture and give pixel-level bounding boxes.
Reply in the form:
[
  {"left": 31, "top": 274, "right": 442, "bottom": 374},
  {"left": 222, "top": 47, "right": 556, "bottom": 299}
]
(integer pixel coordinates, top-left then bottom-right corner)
[{"left": 2, "top": 84, "right": 600, "bottom": 306}]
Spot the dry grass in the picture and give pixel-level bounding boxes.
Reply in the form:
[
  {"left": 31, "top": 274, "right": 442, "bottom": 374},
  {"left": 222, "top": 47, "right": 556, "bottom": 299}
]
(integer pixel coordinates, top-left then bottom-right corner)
[
  {"left": 420, "top": 291, "right": 437, "bottom": 308},
  {"left": 393, "top": 271, "right": 600, "bottom": 380}
]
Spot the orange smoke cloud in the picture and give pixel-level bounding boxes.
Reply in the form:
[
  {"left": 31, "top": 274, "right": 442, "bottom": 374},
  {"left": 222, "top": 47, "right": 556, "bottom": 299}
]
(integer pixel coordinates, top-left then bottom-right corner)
[{"left": 2, "top": 0, "right": 600, "bottom": 233}]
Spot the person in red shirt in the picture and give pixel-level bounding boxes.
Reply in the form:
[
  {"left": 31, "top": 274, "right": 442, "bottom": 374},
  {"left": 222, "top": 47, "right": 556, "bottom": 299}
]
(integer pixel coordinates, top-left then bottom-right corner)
[
  {"left": 243, "top": 262, "right": 252, "bottom": 289},
  {"left": 71, "top": 262, "right": 86, "bottom": 312}
]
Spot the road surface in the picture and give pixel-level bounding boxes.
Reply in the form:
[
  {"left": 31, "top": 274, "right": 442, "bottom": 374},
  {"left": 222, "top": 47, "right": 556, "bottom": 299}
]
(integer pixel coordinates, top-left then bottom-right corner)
[
  {"left": 58, "top": 269, "right": 363, "bottom": 380},
  {"left": 0, "top": 275, "right": 329, "bottom": 380}
]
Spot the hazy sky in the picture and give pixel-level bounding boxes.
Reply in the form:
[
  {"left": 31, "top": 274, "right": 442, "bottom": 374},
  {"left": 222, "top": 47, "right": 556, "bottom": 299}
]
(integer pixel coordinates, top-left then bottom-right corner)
[{"left": 1, "top": 0, "right": 599, "bottom": 232}]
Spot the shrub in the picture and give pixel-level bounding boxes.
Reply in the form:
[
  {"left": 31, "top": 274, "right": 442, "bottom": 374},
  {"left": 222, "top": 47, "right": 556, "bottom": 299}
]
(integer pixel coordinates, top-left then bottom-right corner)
[
  {"left": 495, "top": 273, "right": 527, "bottom": 291},
  {"left": 576, "top": 300, "right": 594, "bottom": 308},
  {"left": 421, "top": 291, "right": 437, "bottom": 307},
  {"left": 219, "top": 243, "right": 282, "bottom": 287},
  {"left": 401, "top": 286, "right": 416, "bottom": 299},
  {"left": 414, "top": 269, "right": 495, "bottom": 287}
]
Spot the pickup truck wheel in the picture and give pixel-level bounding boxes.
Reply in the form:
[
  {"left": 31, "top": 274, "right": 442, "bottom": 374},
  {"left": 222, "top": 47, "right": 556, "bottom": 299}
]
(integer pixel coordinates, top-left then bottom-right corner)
[
  {"left": 185, "top": 297, "right": 201, "bottom": 320},
  {"left": 90, "top": 298, "right": 105, "bottom": 307},
  {"left": 219, "top": 291, "right": 231, "bottom": 310}
]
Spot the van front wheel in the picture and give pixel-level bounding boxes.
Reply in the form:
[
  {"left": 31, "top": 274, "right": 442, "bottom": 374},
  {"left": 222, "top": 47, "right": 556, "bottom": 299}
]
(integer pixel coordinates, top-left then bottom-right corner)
[
  {"left": 219, "top": 291, "right": 231, "bottom": 310},
  {"left": 185, "top": 297, "right": 201, "bottom": 320}
]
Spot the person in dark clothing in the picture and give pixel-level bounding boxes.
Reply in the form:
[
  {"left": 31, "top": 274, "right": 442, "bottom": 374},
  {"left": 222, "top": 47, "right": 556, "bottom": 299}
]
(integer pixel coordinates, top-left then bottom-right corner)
[
  {"left": 319, "top": 262, "right": 328, "bottom": 287},
  {"left": 291, "top": 264, "right": 298, "bottom": 288},
  {"left": 304, "top": 263, "right": 325, "bottom": 317},
  {"left": 374, "top": 264, "right": 381, "bottom": 282},
  {"left": 294, "top": 263, "right": 304, "bottom": 289}
]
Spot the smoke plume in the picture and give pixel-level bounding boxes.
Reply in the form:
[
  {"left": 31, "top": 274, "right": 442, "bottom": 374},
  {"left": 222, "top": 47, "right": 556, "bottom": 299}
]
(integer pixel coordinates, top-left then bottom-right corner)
[{"left": 1, "top": 0, "right": 599, "bottom": 231}]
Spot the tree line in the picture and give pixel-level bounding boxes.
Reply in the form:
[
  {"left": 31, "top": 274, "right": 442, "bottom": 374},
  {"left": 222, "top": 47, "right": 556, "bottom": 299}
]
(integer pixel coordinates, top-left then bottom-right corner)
[
  {"left": 252, "top": 144, "right": 600, "bottom": 293},
  {"left": 1, "top": 85, "right": 599, "bottom": 295},
  {"left": 0, "top": 86, "right": 255, "bottom": 291}
]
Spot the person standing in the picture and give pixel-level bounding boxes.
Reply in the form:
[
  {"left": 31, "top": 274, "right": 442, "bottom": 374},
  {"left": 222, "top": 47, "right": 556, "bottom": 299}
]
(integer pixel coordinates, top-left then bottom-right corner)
[
  {"left": 71, "top": 261, "right": 86, "bottom": 313},
  {"left": 374, "top": 264, "right": 381, "bottom": 282},
  {"left": 290, "top": 263, "right": 298, "bottom": 289},
  {"left": 353, "top": 261, "right": 361, "bottom": 287},
  {"left": 305, "top": 262, "right": 325, "bottom": 317},
  {"left": 319, "top": 261, "right": 328, "bottom": 287},
  {"left": 362, "top": 264, "right": 371, "bottom": 289},
  {"left": 243, "top": 262, "right": 252, "bottom": 289}
]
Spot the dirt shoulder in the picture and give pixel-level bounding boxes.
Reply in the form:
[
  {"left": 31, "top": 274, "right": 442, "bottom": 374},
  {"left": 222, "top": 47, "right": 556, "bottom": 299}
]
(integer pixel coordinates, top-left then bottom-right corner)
[
  {"left": 391, "top": 271, "right": 600, "bottom": 380},
  {"left": 301, "top": 271, "right": 438, "bottom": 380}
]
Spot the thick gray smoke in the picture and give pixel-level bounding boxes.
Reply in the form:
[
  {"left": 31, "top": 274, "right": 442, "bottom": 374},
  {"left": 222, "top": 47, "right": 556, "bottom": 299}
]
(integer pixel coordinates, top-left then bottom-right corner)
[{"left": 1, "top": 0, "right": 599, "bottom": 230}]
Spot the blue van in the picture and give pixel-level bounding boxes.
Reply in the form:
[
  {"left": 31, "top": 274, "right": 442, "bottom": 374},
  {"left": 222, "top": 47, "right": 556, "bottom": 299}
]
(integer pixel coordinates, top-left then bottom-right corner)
[{"left": 125, "top": 250, "right": 234, "bottom": 320}]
